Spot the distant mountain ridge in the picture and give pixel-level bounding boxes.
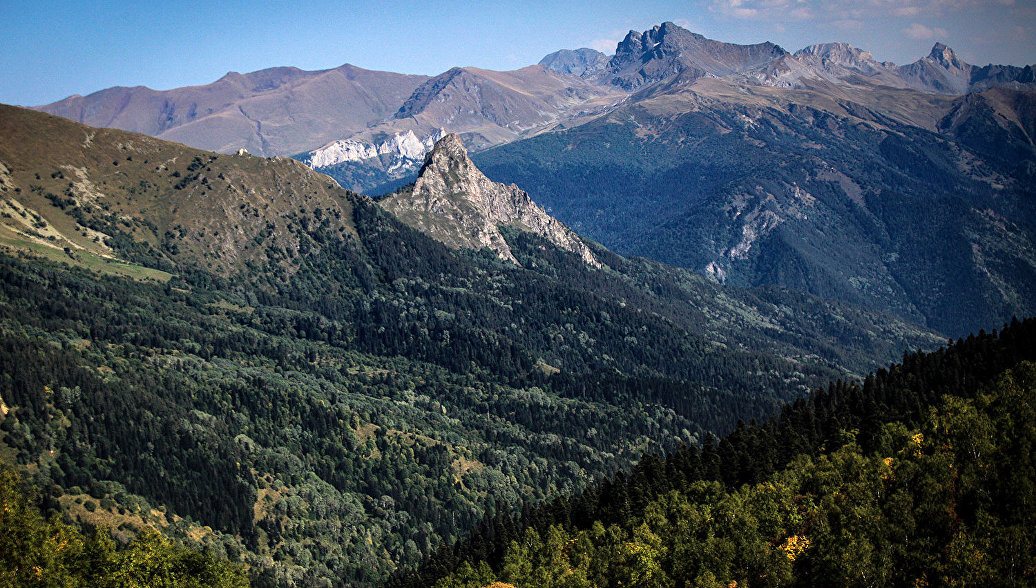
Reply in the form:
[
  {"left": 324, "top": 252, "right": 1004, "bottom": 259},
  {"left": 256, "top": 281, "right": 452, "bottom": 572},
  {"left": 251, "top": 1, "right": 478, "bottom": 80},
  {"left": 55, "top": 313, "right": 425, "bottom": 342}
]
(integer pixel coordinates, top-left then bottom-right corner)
[
  {"left": 599, "top": 23, "right": 1035, "bottom": 95},
  {"left": 297, "top": 65, "right": 623, "bottom": 192},
  {"left": 300, "top": 25, "right": 1033, "bottom": 192},
  {"left": 36, "top": 64, "right": 429, "bottom": 157}
]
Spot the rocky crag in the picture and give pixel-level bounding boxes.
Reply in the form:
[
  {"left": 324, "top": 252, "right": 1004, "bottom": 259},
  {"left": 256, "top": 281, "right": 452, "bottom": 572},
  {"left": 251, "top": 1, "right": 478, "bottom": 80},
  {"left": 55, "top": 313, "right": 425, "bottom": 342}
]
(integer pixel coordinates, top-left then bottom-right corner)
[{"left": 381, "top": 134, "right": 599, "bottom": 267}]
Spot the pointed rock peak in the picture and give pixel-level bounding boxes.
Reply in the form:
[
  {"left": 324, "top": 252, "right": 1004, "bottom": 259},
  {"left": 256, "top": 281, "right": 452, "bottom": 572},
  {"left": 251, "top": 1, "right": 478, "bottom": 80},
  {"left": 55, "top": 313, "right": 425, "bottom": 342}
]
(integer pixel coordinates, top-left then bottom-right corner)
[
  {"left": 617, "top": 29, "right": 643, "bottom": 54},
  {"left": 417, "top": 133, "right": 476, "bottom": 183},
  {"left": 382, "top": 133, "right": 600, "bottom": 268},
  {"left": 606, "top": 21, "right": 787, "bottom": 90},
  {"left": 929, "top": 43, "right": 966, "bottom": 69},
  {"left": 656, "top": 21, "right": 696, "bottom": 37},
  {"left": 394, "top": 69, "right": 469, "bottom": 119},
  {"left": 427, "top": 132, "right": 468, "bottom": 159},
  {"left": 617, "top": 21, "right": 699, "bottom": 55}
]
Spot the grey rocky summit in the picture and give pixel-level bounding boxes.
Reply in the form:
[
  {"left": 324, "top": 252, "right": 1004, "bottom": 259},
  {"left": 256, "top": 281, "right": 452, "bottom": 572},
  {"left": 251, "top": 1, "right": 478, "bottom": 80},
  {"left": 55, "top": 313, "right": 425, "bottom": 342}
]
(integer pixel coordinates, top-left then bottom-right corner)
[
  {"left": 380, "top": 134, "right": 599, "bottom": 267},
  {"left": 539, "top": 48, "right": 610, "bottom": 77},
  {"left": 603, "top": 21, "right": 787, "bottom": 90}
]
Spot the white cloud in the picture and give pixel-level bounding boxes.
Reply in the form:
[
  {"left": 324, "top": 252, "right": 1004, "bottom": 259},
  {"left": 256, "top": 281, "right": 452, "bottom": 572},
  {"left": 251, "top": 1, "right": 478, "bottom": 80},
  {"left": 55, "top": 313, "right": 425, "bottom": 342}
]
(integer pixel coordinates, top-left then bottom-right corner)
[
  {"left": 834, "top": 18, "right": 864, "bottom": 29},
  {"left": 588, "top": 38, "right": 621, "bottom": 54},
  {"left": 711, "top": 0, "right": 1017, "bottom": 20},
  {"left": 673, "top": 18, "right": 707, "bottom": 34},
  {"left": 904, "top": 22, "right": 949, "bottom": 39},
  {"left": 893, "top": 6, "right": 922, "bottom": 16},
  {"left": 584, "top": 27, "right": 633, "bottom": 55}
]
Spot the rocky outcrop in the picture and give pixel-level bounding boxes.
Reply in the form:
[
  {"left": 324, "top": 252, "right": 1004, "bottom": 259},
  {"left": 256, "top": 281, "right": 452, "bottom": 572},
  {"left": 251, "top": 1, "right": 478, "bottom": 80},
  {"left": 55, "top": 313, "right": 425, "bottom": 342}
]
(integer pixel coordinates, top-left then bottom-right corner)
[
  {"left": 380, "top": 134, "right": 599, "bottom": 267},
  {"left": 305, "top": 129, "right": 445, "bottom": 169}
]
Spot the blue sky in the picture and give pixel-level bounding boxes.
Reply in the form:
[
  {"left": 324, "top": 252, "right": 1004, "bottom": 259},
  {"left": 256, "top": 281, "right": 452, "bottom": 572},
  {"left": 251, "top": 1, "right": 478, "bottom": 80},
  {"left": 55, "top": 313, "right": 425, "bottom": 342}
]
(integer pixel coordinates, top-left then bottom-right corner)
[{"left": 1, "top": 0, "right": 1033, "bottom": 106}]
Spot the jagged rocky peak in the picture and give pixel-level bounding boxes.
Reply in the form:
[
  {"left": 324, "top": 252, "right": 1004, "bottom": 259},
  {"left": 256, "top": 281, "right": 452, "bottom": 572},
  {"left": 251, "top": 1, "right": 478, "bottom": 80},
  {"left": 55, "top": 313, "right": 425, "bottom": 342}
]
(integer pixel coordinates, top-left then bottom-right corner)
[
  {"left": 381, "top": 134, "right": 600, "bottom": 267},
  {"left": 604, "top": 21, "right": 787, "bottom": 90},
  {"left": 615, "top": 21, "right": 701, "bottom": 60},
  {"left": 422, "top": 132, "right": 468, "bottom": 169},
  {"left": 928, "top": 42, "right": 967, "bottom": 70}
]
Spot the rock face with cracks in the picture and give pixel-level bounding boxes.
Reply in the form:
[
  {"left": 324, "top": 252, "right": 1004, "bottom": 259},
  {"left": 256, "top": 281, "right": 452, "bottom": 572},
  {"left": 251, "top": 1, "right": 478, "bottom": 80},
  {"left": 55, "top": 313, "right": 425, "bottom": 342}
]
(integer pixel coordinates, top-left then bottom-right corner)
[{"left": 381, "top": 134, "right": 599, "bottom": 267}]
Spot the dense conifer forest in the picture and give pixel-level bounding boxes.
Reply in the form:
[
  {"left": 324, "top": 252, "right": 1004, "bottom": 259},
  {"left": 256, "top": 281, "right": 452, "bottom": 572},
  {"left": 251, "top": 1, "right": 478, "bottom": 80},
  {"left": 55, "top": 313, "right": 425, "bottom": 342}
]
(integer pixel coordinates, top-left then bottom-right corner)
[{"left": 394, "top": 318, "right": 1036, "bottom": 586}]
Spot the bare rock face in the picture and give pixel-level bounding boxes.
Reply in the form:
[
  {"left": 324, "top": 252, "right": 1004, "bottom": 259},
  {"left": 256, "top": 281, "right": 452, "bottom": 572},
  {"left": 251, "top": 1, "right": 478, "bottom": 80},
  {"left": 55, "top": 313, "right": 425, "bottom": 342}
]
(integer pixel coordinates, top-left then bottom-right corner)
[{"left": 381, "top": 134, "right": 599, "bottom": 267}]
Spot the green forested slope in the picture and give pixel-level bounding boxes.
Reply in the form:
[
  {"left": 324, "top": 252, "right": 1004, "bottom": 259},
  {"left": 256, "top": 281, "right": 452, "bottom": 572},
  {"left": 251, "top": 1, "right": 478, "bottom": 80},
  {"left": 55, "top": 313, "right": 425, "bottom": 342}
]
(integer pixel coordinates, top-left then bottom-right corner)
[
  {"left": 0, "top": 105, "right": 941, "bottom": 584},
  {"left": 399, "top": 318, "right": 1036, "bottom": 587}
]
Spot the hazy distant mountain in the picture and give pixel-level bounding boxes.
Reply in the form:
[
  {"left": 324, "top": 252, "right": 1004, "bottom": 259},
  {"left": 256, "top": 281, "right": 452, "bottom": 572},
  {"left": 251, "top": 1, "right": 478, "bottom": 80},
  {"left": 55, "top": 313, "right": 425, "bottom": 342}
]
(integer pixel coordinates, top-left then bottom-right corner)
[
  {"left": 305, "top": 25, "right": 1035, "bottom": 197},
  {"left": 900, "top": 43, "right": 980, "bottom": 95},
  {"left": 35, "top": 64, "right": 429, "bottom": 156},
  {"left": 592, "top": 22, "right": 1034, "bottom": 96},
  {"left": 898, "top": 43, "right": 1036, "bottom": 95},
  {"left": 33, "top": 21, "right": 1034, "bottom": 177},
  {"left": 796, "top": 43, "right": 894, "bottom": 76},
  {"left": 390, "top": 65, "right": 616, "bottom": 148},
  {"left": 301, "top": 65, "right": 623, "bottom": 192},
  {"left": 540, "top": 48, "right": 610, "bottom": 77},
  {"left": 788, "top": 43, "right": 913, "bottom": 89}
]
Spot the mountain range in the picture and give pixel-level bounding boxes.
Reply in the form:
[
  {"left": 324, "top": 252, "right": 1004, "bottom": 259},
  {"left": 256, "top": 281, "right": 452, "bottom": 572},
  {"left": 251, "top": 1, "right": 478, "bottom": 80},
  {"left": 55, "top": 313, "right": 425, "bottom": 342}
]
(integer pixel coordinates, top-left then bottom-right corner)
[
  {"left": 294, "top": 65, "right": 623, "bottom": 194},
  {"left": 30, "top": 21, "right": 1036, "bottom": 340},
  {"left": 4, "top": 19, "right": 1035, "bottom": 586},
  {"left": 35, "top": 22, "right": 1034, "bottom": 165}
]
